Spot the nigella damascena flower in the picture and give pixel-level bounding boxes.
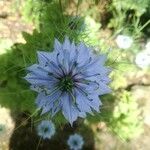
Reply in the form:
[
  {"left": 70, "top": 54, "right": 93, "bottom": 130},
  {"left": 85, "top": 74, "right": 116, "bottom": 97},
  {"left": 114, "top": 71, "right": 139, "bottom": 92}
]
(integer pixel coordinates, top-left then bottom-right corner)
[
  {"left": 67, "top": 133, "right": 84, "bottom": 150},
  {"left": 116, "top": 35, "right": 133, "bottom": 49},
  {"left": 135, "top": 50, "right": 150, "bottom": 69},
  {"left": 37, "top": 120, "right": 55, "bottom": 139},
  {"left": 25, "top": 37, "right": 111, "bottom": 125}
]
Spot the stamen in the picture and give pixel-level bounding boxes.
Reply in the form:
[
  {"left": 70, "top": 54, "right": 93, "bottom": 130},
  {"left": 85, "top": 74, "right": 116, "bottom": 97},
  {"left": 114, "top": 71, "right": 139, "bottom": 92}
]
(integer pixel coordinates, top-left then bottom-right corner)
[
  {"left": 58, "top": 75, "right": 74, "bottom": 92},
  {"left": 45, "top": 86, "right": 63, "bottom": 96},
  {"left": 68, "top": 91, "right": 76, "bottom": 105}
]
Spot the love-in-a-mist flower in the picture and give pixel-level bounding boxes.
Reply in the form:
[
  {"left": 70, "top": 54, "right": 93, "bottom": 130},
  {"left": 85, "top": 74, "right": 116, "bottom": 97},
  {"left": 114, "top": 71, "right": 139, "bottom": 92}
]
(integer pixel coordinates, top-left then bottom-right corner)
[
  {"left": 37, "top": 120, "right": 55, "bottom": 139},
  {"left": 116, "top": 35, "right": 133, "bottom": 49},
  {"left": 25, "top": 37, "right": 111, "bottom": 125},
  {"left": 135, "top": 51, "right": 150, "bottom": 69},
  {"left": 67, "top": 133, "right": 84, "bottom": 150}
]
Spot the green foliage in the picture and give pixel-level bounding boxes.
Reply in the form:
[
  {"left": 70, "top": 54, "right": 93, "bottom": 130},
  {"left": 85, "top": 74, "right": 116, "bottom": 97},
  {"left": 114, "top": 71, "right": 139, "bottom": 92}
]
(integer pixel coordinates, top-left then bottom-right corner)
[
  {"left": 108, "top": 0, "right": 150, "bottom": 37},
  {"left": 110, "top": 72, "right": 127, "bottom": 90},
  {"left": 0, "top": 45, "right": 36, "bottom": 112},
  {"left": 110, "top": 91, "right": 143, "bottom": 140},
  {"left": 22, "top": 0, "right": 102, "bottom": 46},
  {"left": 87, "top": 90, "right": 143, "bottom": 141},
  {"left": 83, "top": 16, "right": 101, "bottom": 46},
  {"left": 111, "top": 0, "right": 149, "bottom": 17}
]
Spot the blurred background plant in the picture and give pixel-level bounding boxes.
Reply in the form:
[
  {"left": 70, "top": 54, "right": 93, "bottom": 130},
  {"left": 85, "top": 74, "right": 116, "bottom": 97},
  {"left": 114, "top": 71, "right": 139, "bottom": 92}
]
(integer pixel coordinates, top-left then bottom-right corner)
[{"left": 0, "top": 0, "right": 150, "bottom": 149}]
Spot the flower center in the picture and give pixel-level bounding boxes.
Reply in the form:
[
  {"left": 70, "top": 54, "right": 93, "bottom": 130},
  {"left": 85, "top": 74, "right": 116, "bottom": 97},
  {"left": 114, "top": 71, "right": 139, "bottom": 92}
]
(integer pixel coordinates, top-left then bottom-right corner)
[
  {"left": 59, "top": 75, "right": 74, "bottom": 91},
  {"left": 43, "top": 127, "right": 49, "bottom": 133},
  {"left": 73, "top": 140, "right": 78, "bottom": 146}
]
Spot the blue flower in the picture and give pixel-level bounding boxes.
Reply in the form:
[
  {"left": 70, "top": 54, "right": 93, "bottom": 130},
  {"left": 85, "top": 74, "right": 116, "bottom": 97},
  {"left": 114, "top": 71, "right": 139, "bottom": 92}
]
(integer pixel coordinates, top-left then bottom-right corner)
[
  {"left": 25, "top": 37, "right": 111, "bottom": 125},
  {"left": 37, "top": 120, "right": 55, "bottom": 139},
  {"left": 67, "top": 133, "right": 84, "bottom": 150}
]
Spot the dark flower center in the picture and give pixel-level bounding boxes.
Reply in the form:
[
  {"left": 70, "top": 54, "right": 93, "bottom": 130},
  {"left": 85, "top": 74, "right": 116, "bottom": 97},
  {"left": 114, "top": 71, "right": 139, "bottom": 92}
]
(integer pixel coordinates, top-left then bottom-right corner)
[
  {"left": 59, "top": 75, "right": 74, "bottom": 91},
  {"left": 73, "top": 140, "right": 78, "bottom": 146},
  {"left": 43, "top": 127, "right": 49, "bottom": 133}
]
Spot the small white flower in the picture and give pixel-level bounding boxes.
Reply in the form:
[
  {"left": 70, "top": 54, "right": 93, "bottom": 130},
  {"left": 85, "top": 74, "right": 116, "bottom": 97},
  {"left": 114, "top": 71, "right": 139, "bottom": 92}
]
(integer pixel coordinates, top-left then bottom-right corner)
[
  {"left": 116, "top": 35, "right": 133, "bottom": 49},
  {"left": 67, "top": 133, "right": 84, "bottom": 150},
  {"left": 37, "top": 120, "right": 55, "bottom": 139},
  {"left": 145, "top": 41, "right": 150, "bottom": 51},
  {"left": 135, "top": 50, "right": 150, "bottom": 69}
]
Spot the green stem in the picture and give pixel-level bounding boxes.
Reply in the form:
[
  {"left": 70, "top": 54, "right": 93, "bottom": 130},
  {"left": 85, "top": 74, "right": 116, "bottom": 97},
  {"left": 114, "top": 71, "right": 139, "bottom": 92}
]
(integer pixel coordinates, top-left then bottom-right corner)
[
  {"left": 59, "top": 0, "right": 64, "bottom": 20},
  {"left": 139, "top": 20, "right": 150, "bottom": 31},
  {"left": 69, "top": 91, "right": 76, "bottom": 105}
]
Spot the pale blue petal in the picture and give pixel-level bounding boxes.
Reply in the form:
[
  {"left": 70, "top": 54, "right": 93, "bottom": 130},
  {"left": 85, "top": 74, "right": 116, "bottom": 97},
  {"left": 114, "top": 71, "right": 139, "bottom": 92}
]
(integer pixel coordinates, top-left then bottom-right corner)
[
  {"left": 24, "top": 74, "right": 56, "bottom": 85},
  {"left": 40, "top": 91, "right": 62, "bottom": 114},
  {"left": 37, "top": 51, "right": 56, "bottom": 66},
  {"left": 76, "top": 43, "right": 90, "bottom": 66},
  {"left": 75, "top": 89, "right": 93, "bottom": 114},
  {"left": 62, "top": 93, "right": 78, "bottom": 125},
  {"left": 36, "top": 92, "right": 47, "bottom": 108},
  {"left": 87, "top": 94, "right": 102, "bottom": 111},
  {"left": 97, "top": 81, "right": 112, "bottom": 95},
  {"left": 54, "top": 38, "right": 62, "bottom": 51},
  {"left": 63, "top": 36, "right": 71, "bottom": 50}
]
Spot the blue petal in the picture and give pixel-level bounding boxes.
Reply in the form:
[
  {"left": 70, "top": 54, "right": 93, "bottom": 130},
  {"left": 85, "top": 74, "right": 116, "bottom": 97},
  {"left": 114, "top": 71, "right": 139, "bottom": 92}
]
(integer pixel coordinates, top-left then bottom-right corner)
[
  {"left": 84, "top": 80, "right": 111, "bottom": 95},
  {"left": 87, "top": 54, "right": 107, "bottom": 68},
  {"left": 37, "top": 51, "right": 56, "bottom": 66},
  {"left": 78, "top": 111, "right": 86, "bottom": 118},
  {"left": 30, "top": 85, "right": 44, "bottom": 93},
  {"left": 36, "top": 92, "right": 47, "bottom": 108},
  {"left": 62, "top": 93, "right": 78, "bottom": 125},
  {"left": 81, "top": 67, "right": 111, "bottom": 85},
  {"left": 76, "top": 82, "right": 98, "bottom": 93},
  {"left": 93, "top": 54, "right": 107, "bottom": 66},
  {"left": 27, "top": 64, "right": 38, "bottom": 71},
  {"left": 75, "top": 89, "right": 93, "bottom": 114},
  {"left": 27, "top": 64, "right": 49, "bottom": 78},
  {"left": 63, "top": 36, "right": 71, "bottom": 50},
  {"left": 100, "top": 76, "right": 111, "bottom": 84},
  {"left": 97, "top": 81, "right": 112, "bottom": 95},
  {"left": 62, "top": 49, "right": 70, "bottom": 73},
  {"left": 51, "top": 99, "right": 62, "bottom": 117},
  {"left": 69, "top": 42, "right": 77, "bottom": 61},
  {"left": 87, "top": 94, "right": 102, "bottom": 111},
  {"left": 40, "top": 91, "right": 62, "bottom": 114},
  {"left": 54, "top": 38, "right": 62, "bottom": 51},
  {"left": 47, "top": 61, "right": 65, "bottom": 77},
  {"left": 76, "top": 43, "right": 90, "bottom": 66},
  {"left": 24, "top": 74, "right": 56, "bottom": 85},
  {"left": 80, "top": 65, "right": 111, "bottom": 77}
]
